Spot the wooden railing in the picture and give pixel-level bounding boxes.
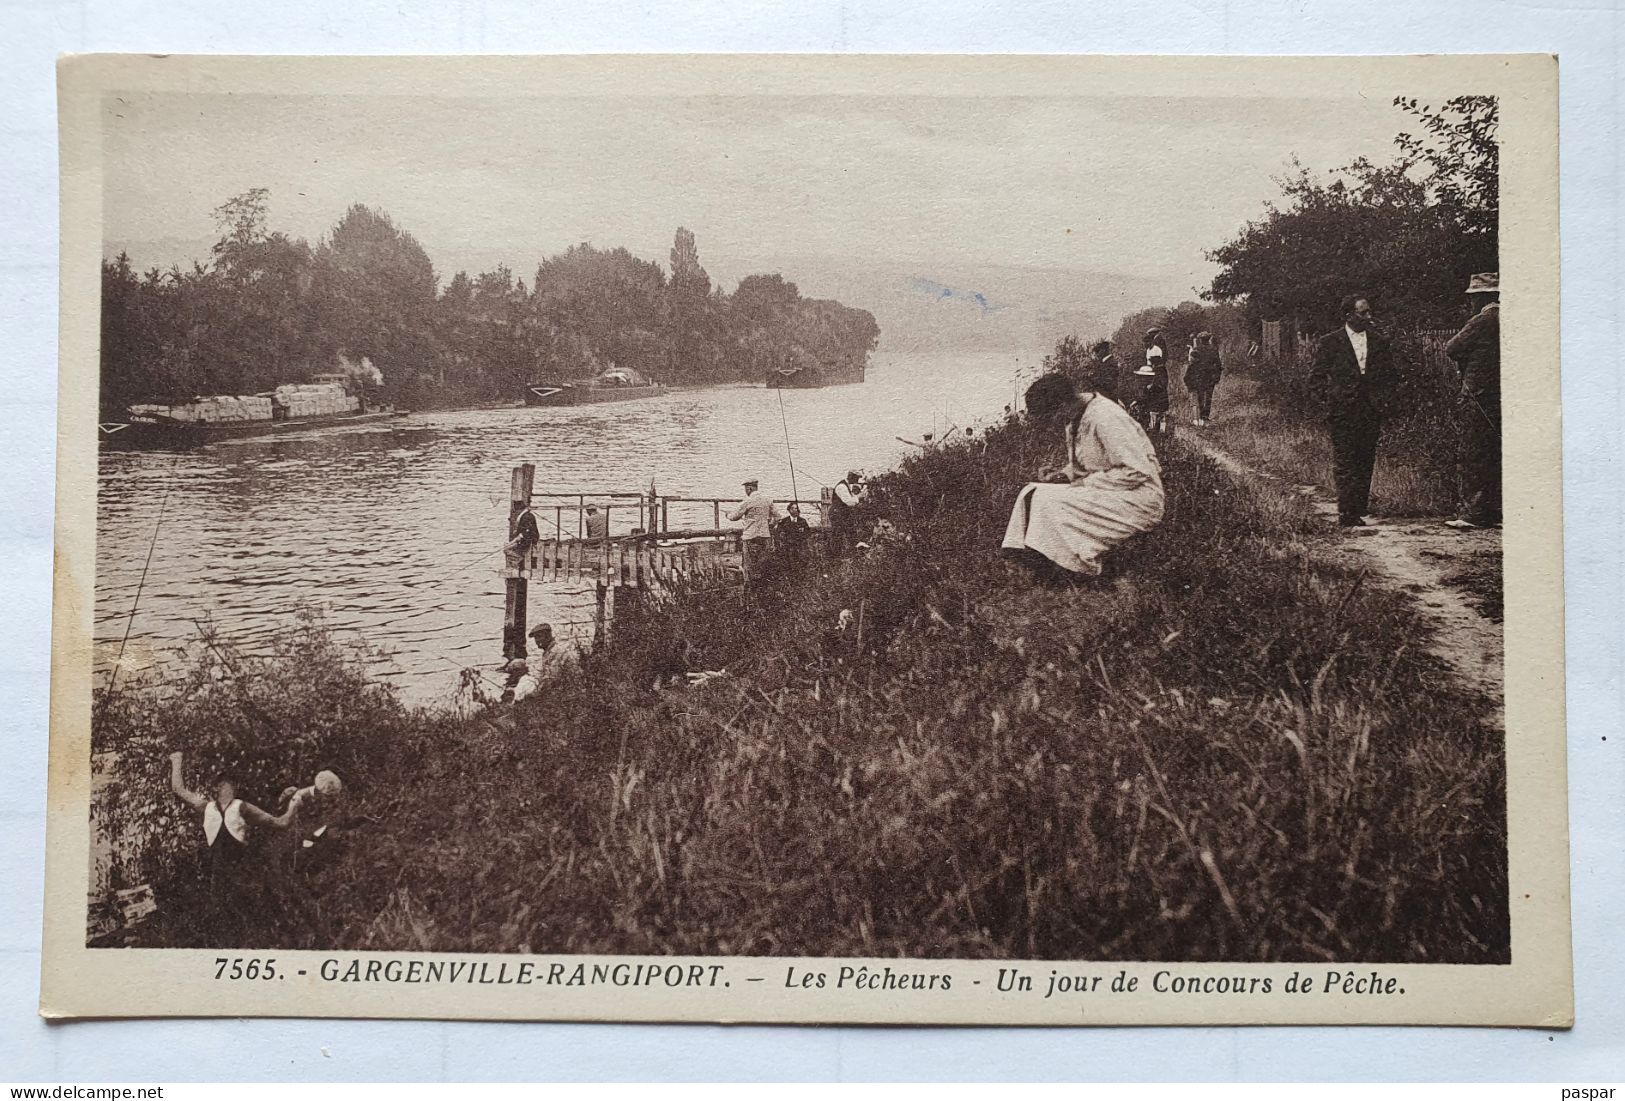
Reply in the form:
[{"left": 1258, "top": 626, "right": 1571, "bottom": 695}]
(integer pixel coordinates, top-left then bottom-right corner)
[
  {"left": 526, "top": 487, "right": 826, "bottom": 538},
  {"left": 501, "top": 464, "right": 825, "bottom": 657},
  {"left": 658, "top": 495, "right": 825, "bottom": 532}
]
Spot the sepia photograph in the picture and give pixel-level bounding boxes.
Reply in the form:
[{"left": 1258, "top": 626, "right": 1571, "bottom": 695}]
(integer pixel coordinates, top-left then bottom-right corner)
[{"left": 42, "top": 53, "right": 1567, "bottom": 1025}]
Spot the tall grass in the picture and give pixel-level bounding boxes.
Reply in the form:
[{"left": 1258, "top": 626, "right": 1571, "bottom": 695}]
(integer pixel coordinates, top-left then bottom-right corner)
[
  {"left": 102, "top": 414, "right": 1507, "bottom": 962},
  {"left": 1181, "top": 334, "right": 1462, "bottom": 517}
]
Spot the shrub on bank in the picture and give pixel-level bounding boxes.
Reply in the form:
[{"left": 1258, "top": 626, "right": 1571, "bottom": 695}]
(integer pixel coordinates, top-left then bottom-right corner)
[{"left": 91, "top": 611, "right": 433, "bottom": 944}]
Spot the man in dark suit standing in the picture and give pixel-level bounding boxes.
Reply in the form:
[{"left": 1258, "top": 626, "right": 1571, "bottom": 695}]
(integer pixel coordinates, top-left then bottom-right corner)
[{"left": 1308, "top": 294, "right": 1398, "bottom": 527}]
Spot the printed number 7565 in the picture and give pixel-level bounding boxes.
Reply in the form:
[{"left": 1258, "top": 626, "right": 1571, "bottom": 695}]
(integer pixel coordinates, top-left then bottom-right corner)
[{"left": 214, "top": 957, "right": 277, "bottom": 980}]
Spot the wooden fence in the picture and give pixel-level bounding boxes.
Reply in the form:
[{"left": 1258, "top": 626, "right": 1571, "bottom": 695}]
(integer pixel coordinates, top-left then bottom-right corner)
[
  {"left": 519, "top": 533, "right": 742, "bottom": 586},
  {"left": 501, "top": 464, "right": 827, "bottom": 658},
  {"left": 1260, "top": 322, "right": 1460, "bottom": 373}
]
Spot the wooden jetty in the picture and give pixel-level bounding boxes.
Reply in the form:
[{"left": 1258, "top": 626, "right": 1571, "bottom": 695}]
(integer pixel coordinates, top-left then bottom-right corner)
[{"left": 501, "top": 464, "right": 827, "bottom": 658}]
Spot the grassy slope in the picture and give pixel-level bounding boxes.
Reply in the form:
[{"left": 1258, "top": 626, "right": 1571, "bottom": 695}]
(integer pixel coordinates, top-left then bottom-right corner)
[
  {"left": 1180, "top": 358, "right": 1503, "bottom": 621},
  {"left": 120, "top": 411, "right": 1508, "bottom": 963},
  {"left": 1180, "top": 369, "right": 1457, "bottom": 518}
]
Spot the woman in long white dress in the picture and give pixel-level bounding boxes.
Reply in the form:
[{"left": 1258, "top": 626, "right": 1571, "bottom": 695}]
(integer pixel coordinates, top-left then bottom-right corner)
[{"left": 1001, "top": 373, "right": 1165, "bottom": 583}]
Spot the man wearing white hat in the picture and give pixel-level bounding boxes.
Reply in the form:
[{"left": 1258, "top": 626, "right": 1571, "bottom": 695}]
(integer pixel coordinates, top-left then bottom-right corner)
[
  {"left": 726, "top": 476, "right": 779, "bottom": 579},
  {"left": 278, "top": 769, "right": 346, "bottom": 873}
]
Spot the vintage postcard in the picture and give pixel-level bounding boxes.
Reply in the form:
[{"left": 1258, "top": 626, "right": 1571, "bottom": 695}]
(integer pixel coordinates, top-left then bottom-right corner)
[{"left": 42, "top": 53, "right": 1568, "bottom": 1024}]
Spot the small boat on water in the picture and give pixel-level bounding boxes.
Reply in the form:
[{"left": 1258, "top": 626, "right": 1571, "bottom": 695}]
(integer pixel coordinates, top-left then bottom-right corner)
[
  {"left": 101, "top": 376, "right": 408, "bottom": 449},
  {"left": 523, "top": 367, "right": 664, "bottom": 407}
]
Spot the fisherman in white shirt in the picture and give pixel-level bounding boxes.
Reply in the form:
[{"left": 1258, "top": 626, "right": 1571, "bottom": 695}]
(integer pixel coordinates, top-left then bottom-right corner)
[
  {"left": 726, "top": 476, "right": 779, "bottom": 579},
  {"left": 833, "top": 471, "right": 867, "bottom": 511}
]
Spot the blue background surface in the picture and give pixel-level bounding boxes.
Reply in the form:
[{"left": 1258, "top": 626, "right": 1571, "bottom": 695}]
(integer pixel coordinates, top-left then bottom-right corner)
[{"left": 1, "top": 0, "right": 1619, "bottom": 1080}]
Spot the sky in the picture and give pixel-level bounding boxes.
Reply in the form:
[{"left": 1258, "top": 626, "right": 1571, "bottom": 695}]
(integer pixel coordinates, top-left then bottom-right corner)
[{"left": 101, "top": 89, "right": 1407, "bottom": 309}]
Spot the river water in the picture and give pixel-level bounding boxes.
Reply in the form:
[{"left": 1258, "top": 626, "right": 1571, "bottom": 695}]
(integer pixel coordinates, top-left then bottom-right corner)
[{"left": 95, "top": 350, "right": 1041, "bottom": 706}]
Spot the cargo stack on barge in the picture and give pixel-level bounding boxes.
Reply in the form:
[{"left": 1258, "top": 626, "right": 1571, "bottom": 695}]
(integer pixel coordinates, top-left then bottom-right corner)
[{"left": 102, "top": 372, "right": 407, "bottom": 449}]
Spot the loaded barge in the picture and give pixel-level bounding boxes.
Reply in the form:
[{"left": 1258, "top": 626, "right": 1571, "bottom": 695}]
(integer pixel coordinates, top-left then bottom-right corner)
[
  {"left": 764, "top": 362, "right": 866, "bottom": 388},
  {"left": 101, "top": 374, "right": 407, "bottom": 449},
  {"left": 523, "top": 367, "right": 664, "bottom": 407}
]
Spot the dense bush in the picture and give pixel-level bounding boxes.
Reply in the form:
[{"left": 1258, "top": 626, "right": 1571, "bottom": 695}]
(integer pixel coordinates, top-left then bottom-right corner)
[{"left": 90, "top": 611, "right": 432, "bottom": 942}]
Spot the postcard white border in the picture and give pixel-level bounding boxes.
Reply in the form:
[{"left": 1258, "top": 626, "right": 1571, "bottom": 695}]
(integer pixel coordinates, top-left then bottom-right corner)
[{"left": 41, "top": 52, "right": 1569, "bottom": 1027}]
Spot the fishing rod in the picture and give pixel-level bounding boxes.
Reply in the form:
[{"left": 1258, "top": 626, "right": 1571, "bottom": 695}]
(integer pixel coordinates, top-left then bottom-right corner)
[
  {"left": 186, "top": 619, "right": 285, "bottom": 738},
  {"left": 791, "top": 461, "right": 834, "bottom": 488},
  {"left": 450, "top": 544, "right": 508, "bottom": 576},
  {"left": 104, "top": 455, "right": 182, "bottom": 700},
  {"left": 1464, "top": 390, "right": 1501, "bottom": 437},
  {"left": 776, "top": 386, "right": 799, "bottom": 504}
]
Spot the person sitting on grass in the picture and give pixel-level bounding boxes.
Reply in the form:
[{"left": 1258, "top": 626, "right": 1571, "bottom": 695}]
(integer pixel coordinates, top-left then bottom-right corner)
[
  {"left": 527, "top": 622, "right": 576, "bottom": 682},
  {"left": 857, "top": 517, "right": 907, "bottom": 557},
  {"left": 1000, "top": 372, "right": 1165, "bottom": 586},
  {"left": 496, "top": 623, "right": 578, "bottom": 705}
]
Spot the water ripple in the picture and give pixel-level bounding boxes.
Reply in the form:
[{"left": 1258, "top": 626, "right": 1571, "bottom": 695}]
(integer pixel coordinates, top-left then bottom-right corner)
[{"left": 95, "top": 351, "right": 1038, "bottom": 703}]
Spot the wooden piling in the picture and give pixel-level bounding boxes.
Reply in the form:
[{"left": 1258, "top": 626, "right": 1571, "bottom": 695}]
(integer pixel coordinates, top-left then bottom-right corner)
[
  {"left": 503, "top": 463, "right": 534, "bottom": 659},
  {"left": 594, "top": 580, "right": 607, "bottom": 648}
]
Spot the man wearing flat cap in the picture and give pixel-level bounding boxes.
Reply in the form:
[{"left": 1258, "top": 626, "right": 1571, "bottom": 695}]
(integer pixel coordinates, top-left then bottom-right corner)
[
  {"left": 726, "top": 476, "right": 779, "bottom": 579},
  {"left": 1444, "top": 272, "right": 1501, "bottom": 529}
]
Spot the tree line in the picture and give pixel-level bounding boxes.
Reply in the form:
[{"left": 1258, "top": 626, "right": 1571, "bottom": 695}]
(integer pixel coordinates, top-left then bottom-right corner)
[
  {"left": 1046, "top": 96, "right": 1498, "bottom": 384},
  {"left": 100, "top": 193, "right": 880, "bottom": 415},
  {"left": 1034, "top": 95, "right": 1501, "bottom": 450},
  {"left": 1203, "top": 95, "right": 1499, "bottom": 338}
]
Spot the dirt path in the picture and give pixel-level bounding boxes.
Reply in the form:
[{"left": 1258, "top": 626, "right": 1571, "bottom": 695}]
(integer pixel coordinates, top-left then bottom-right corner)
[{"left": 1188, "top": 434, "right": 1505, "bottom": 729}]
